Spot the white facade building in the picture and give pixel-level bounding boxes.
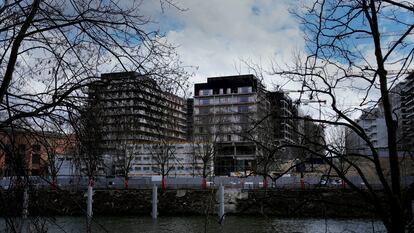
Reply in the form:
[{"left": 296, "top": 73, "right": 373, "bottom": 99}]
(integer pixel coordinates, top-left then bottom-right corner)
[{"left": 123, "top": 143, "right": 206, "bottom": 177}]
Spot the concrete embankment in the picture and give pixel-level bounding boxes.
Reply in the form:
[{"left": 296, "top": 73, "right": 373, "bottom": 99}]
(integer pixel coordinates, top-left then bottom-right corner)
[{"left": 0, "top": 188, "right": 379, "bottom": 218}]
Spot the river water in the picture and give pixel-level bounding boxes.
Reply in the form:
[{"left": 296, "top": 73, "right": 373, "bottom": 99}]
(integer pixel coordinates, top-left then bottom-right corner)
[{"left": 3, "top": 216, "right": 386, "bottom": 233}]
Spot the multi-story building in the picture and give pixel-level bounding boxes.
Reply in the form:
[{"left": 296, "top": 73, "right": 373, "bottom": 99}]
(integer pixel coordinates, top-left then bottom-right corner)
[
  {"left": 402, "top": 72, "right": 414, "bottom": 150},
  {"left": 266, "top": 91, "right": 300, "bottom": 151},
  {"left": 346, "top": 72, "right": 414, "bottom": 156},
  {"left": 122, "top": 143, "right": 204, "bottom": 176},
  {"left": 185, "top": 98, "right": 194, "bottom": 141},
  {"left": 0, "top": 128, "right": 75, "bottom": 176},
  {"left": 87, "top": 72, "right": 187, "bottom": 154},
  {"left": 345, "top": 80, "right": 412, "bottom": 157},
  {"left": 346, "top": 107, "right": 389, "bottom": 156},
  {"left": 193, "top": 74, "right": 267, "bottom": 175}
]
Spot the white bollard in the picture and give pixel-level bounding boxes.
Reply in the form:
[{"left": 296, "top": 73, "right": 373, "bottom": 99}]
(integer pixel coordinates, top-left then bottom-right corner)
[
  {"left": 152, "top": 185, "right": 158, "bottom": 219},
  {"left": 87, "top": 184, "right": 93, "bottom": 226},
  {"left": 218, "top": 184, "right": 225, "bottom": 223}
]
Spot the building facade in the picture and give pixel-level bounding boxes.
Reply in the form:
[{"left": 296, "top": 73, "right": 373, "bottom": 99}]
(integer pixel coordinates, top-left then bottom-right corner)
[
  {"left": 345, "top": 75, "right": 414, "bottom": 156},
  {"left": 119, "top": 143, "right": 204, "bottom": 177},
  {"left": 402, "top": 73, "right": 414, "bottom": 151},
  {"left": 265, "top": 91, "right": 302, "bottom": 159},
  {"left": 0, "top": 129, "right": 75, "bottom": 176},
  {"left": 87, "top": 72, "right": 187, "bottom": 154},
  {"left": 193, "top": 75, "right": 268, "bottom": 175}
]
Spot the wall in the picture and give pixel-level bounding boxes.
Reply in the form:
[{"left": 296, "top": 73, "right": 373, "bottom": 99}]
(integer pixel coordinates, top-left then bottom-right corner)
[{"left": 0, "top": 188, "right": 395, "bottom": 218}]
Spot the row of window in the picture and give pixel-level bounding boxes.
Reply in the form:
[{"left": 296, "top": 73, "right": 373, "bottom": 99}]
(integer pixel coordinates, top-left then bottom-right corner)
[
  {"left": 194, "top": 105, "right": 256, "bottom": 115},
  {"left": 195, "top": 96, "right": 255, "bottom": 105},
  {"left": 198, "top": 87, "right": 253, "bottom": 96},
  {"left": 194, "top": 115, "right": 250, "bottom": 124},
  {"left": 129, "top": 166, "right": 203, "bottom": 172}
]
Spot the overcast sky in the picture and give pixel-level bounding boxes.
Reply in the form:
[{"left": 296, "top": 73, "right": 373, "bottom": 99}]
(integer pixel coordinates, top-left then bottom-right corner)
[
  {"left": 139, "top": 0, "right": 413, "bottom": 121},
  {"left": 141, "top": 0, "right": 304, "bottom": 89}
]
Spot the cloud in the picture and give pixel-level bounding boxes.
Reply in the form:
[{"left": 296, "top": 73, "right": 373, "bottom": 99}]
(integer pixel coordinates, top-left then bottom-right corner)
[{"left": 143, "top": 0, "right": 305, "bottom": 87}]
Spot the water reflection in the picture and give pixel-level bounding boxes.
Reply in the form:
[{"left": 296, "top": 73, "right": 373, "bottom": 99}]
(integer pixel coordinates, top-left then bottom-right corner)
[{"left": 2, "top": 216, "right": 386, "bottom": 233}]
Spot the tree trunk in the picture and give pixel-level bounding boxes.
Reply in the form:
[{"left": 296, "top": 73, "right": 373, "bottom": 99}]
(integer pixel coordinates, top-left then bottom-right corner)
[
  {"left": 202, "top": 177, "right": 207, "bottom": 189},
  {"left": 51, "top": 176, "right": 57, "bottom": 190},
  {"left": 124, "top": 177, "right": 128, "bottom": 189},
  {"left": 263, "top": 176, "right": 268, "bottom": 188},
  {"left": 161, "top": 176, "right": 166, "bottom": 190},
  {"left": 388, "top": 206, "right": 405, "bottom": 233}
]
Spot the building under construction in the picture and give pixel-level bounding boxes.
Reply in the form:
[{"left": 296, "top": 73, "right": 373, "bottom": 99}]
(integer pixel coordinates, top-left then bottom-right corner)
[{"left": 86, "top": 72, "right": 187, "bottom": 154}]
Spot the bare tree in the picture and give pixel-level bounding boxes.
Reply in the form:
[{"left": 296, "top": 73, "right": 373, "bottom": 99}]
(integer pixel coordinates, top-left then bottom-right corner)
[
  {"left": 1, "top": 1, "right": 189, "bottom": 231},
  {"left": 113, "top": 144, "right": 135, "bottom": 189},
  {"left": 192, "top": 130, "right": 217, "bottom": 189},
  {"left": 268, "top": 1, "right": 414, "bottom": 232},
  {"left": 151, "top": 140, "right": 176, "bottom": 190}
]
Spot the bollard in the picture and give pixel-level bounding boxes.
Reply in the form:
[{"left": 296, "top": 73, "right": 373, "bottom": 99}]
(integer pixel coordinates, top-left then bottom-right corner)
[
  {"left": 152, "top": 185, "right": 158, "bottom": 219},
  {"left": 218, "top": 184, "right": 225, "bottom": 223},
  {"left": 87, "top": 184, "right": 93, "bottom": 219}
]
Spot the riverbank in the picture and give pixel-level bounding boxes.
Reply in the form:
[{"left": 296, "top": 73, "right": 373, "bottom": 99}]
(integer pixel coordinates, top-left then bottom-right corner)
[{"left": 0, "top": 188, "right": 380, "bottom": 218}]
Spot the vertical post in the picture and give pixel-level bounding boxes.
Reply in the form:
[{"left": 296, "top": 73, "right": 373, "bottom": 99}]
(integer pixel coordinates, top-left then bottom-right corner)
[
  {"left": 263, "top": 176, "right": 268, "bottom": 188},
  {"left": 87, "top": 180, "right": 93, "bottom": 232},
  {"left": 152, "top": 184, "right": 158, "bottom": 219},
  {"left": 218, "top": 184, "right": 225, "bottom": 223},
  {"left": 341, "top": 179, "right": 346, "bottom": 189},
  {"left": 411, "top": 200, "right": 413, "bottom": 219},
  {"left": 300, "top": 172, "right": 305, "bottom": 189},
  {"left": 22, "top": 186, "right": 29, "bottom": 219},
  {"left": 202, "top": 177, "right": 207, "bottom": 189}
]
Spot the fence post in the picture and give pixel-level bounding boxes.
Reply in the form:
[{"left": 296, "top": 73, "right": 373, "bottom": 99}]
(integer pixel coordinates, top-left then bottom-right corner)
[
  {"left": 152, "top": 184, "right": 158, "bottom": 219},
  {"left": 218, "top": 184, "right": 225, "bottom": 223}
]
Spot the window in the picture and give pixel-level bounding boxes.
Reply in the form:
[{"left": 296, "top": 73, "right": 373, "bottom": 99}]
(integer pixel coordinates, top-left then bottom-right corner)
[
  {"left": 32, "top": 154, "right": 41, "bottom": 165},
  {"left": 200, "top": 98, "right": 210, "bottom": 105},
  {"left": 18, "top": 144, "right": 26, "bottom": 155},
  {"left": 239, "top": 115, "right": 249, "bottom": 123},
  {"left": 238, "top": 105, "right": 249, "bottom": 113},
  {"left": 199, "top": 107, "right": 210, "bottom": 114},
  {"left": 219, "top": 88, "right": 224, "bottom": 94},
  {"left": 143, "top": 167, "right": 150, "bottom": 171},
  {"left": 199, "top": 89, "right": 212, "bottom": 96},
  {"left": 227, "top": 135, "right": 232, "bottom": 141},
  {"left": 238, "top": 86, "right": 252, "bottom": 93},
  {"left": 32, "top": 144, "right": 41, "bottom": 152},
  {"left": 239, "top": 96, "right": 249, "bottom": 103}
]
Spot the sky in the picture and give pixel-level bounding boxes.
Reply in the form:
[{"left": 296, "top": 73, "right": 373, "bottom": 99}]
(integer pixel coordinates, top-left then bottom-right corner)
[
  {"left": 140, "top": 0, "right": 304, "bottom": 91},
  {"left": 137, "top": 0, "right": 413, "bottom": 122}
]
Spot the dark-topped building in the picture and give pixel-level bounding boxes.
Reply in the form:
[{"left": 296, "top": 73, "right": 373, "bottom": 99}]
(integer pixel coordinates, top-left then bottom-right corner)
[{"left": 193, "top": 74, "right": 268, "bottom": 175}]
